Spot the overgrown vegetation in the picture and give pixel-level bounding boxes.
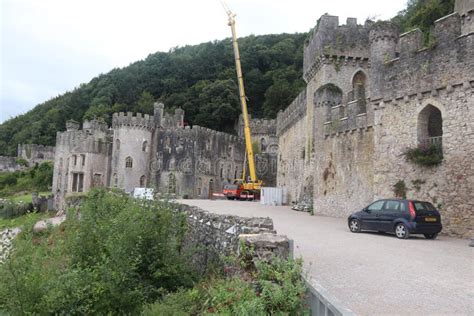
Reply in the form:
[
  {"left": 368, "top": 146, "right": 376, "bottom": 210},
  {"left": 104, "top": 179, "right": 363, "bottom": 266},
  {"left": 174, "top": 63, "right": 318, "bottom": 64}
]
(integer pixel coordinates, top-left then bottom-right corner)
[
  {"left": 403, "top": 144, "right": 443, "bottom": 166},
  {"left": 0, "top": 162, "right": 53, "bottom": 197},
  {"left": 392, "top": 0, "right": 455, "bottom": 44},
  {"left": 0, "top": 34, "right": 307, "bottom": 155},
  {"left": 145, "top": 253, "right": 308, "bottom": 315},
  {"left": 393, "top": 180, "right": 408, "bottom": 199},
  {"left": 0, "top": 189, "right": 308, "bottom": 314}
]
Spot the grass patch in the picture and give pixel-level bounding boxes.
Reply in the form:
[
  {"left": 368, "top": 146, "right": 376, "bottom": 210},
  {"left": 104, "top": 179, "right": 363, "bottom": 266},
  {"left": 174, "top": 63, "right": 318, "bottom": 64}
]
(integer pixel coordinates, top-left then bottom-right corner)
[
  {"left": 7, "top": 192, "right": 51, "bottom": 203},
  {"left": 0, "top": 211, "right": 53, "bottom": 230}
]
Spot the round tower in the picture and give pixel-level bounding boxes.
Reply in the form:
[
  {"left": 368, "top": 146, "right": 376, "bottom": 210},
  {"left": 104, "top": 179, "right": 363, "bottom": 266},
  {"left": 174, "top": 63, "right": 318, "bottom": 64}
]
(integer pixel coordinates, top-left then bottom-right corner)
[
  {"left": 111, "top": 112, "right": 155, "bottom": 193},
  {"left": 369, "top": 22, "right": 399, "bottom": 99}
]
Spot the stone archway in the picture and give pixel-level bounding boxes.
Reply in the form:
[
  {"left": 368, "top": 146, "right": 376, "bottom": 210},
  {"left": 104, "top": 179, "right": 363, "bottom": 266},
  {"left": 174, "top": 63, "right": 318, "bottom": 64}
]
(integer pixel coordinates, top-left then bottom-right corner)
[{"left": 417, "top": 104, "right": 443, "bottom": 148}]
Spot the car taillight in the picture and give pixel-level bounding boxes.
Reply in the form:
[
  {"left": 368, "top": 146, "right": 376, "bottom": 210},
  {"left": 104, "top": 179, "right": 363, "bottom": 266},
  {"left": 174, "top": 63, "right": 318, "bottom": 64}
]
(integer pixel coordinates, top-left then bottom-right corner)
[{"left": 408, "top": 201, "right": 416, "bottom": 220}]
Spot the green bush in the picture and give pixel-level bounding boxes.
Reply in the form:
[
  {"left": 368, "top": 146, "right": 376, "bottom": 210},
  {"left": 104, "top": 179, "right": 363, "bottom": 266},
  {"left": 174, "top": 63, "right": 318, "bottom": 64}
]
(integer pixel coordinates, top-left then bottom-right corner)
[
  {"left": 0, "top": 161, "right": 53, "bottom": 197},
  {"left": 0, "top": 189, "right": 197, "bottom": 315},
  {"left": 0, "top": 200, "right": 33, "bottom": 219},
  {"left": 403, "top": 144, "right": 443, "bottom": 166},
  {"left": 146, "top": 258, "right": 308, "bottom": 315}
]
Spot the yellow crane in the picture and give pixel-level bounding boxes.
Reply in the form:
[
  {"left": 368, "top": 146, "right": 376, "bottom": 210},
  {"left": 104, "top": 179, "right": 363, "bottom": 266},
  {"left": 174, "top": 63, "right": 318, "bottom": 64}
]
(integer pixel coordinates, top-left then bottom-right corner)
[{"left": 222, "top": 2, "right": 262, "bottom": 193}]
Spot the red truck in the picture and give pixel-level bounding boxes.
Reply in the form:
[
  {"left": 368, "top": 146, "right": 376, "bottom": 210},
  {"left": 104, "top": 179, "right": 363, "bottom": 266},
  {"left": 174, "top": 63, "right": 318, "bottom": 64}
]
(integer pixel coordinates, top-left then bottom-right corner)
[{"left": 223, "top": 184, "right": 242, "bottom": 200}]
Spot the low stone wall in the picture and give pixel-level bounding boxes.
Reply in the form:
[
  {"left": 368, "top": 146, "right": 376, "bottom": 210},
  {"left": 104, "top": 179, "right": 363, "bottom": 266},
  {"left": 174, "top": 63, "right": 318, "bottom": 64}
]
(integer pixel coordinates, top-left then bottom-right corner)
[{"left": 176, "top": 203, "right": 281, "bottom": 271}]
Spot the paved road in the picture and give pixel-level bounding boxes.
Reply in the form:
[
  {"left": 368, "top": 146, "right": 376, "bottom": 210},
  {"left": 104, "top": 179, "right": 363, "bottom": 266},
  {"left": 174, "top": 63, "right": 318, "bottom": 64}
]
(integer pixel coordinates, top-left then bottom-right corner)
[{"left": 177, "top": 199, "right": 474, "bottom": 316}]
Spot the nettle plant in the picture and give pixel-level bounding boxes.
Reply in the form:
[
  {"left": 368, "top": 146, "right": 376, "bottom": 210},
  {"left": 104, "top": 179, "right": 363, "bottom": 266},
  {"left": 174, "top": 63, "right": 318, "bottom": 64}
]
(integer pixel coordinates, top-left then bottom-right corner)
[{"left": 402, "top": 143, "right": 443, "bottom": 167}]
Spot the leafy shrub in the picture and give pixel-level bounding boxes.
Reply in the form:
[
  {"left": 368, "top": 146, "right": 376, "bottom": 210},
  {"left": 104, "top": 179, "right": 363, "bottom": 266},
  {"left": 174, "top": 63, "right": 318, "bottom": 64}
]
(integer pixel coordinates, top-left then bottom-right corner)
[
  {"left": 0, "top": 161, "right": 53, "bottom": 197},
  {"left": 0, "top": 200, "right": 33, "bottom": 219},
  {"left": 0, "top": 189, "right": 197, "bottom": 315},
  {"left": 146, "top": 257, "right": 308, "bottom": 315},
  {"left": 403, "top": 144, "right": 443, "bottom": 166}
]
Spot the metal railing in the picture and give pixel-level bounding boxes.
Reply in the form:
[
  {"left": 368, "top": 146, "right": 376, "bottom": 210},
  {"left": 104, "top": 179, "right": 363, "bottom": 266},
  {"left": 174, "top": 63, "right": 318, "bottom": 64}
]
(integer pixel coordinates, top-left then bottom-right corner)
[{"left": 420, "top": 136, "right": 443, "bottom": 149}]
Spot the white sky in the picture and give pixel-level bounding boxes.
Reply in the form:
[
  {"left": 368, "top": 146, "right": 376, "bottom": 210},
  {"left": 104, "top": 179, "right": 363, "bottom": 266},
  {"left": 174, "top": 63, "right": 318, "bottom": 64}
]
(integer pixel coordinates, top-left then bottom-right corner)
[{"left": 0, "top": 0, "right": 408, "bottom": 123}]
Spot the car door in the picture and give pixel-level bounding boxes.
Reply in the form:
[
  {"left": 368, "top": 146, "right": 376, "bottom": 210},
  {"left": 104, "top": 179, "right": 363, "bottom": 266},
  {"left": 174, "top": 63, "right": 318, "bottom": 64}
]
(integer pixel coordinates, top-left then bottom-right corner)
[
  {"left": 378, "top": 200, "right": 402, "bottom": 232},
  {"left": 361, "top": 200, "right": 385, "bottom": 230}
]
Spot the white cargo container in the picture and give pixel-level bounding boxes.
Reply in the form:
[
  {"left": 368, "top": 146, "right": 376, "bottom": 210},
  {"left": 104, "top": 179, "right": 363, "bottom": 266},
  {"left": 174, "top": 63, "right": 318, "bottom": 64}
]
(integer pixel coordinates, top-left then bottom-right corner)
[{"left": 260, "top": 187, "right": 286, "bottom": 206}]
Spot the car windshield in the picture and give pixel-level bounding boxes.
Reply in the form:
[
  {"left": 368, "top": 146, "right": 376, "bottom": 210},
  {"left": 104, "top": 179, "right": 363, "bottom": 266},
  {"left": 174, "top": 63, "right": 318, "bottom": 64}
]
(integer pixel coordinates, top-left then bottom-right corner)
[{"left": 413, "top": 201, "right": 436, "bottom": 212}]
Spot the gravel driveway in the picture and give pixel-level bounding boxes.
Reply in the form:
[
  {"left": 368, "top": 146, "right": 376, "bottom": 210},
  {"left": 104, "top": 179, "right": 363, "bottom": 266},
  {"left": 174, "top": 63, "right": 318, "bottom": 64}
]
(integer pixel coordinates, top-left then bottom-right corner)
[{"left": 177, "top": 199, "right": 474, "bottom": 316}]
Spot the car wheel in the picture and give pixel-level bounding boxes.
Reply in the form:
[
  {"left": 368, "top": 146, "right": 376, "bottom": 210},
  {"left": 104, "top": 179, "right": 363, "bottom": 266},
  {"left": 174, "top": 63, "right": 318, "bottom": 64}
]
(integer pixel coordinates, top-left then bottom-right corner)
[
  {"left": 349, "top": 219, "right": 361, "bottom": 233},
  {"left": 395, "top": 223, "right": 410, "bottom": 239},
  {"left": 424, "top": 233, "right": 438, "bottom": 240}
]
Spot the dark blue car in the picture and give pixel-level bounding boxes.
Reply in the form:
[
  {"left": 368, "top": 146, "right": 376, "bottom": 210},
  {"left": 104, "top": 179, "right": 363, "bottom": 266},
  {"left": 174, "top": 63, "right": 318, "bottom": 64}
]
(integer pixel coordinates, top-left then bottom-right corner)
[{"left": 348, "top": 199, "right": 442, "bottom": 239}]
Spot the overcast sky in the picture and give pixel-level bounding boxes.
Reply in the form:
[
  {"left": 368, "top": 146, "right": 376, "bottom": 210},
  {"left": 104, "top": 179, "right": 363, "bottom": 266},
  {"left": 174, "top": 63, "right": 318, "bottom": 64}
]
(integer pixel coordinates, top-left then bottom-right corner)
[{"left": 0, "top": 0, "right": 408, "bottom": 123}]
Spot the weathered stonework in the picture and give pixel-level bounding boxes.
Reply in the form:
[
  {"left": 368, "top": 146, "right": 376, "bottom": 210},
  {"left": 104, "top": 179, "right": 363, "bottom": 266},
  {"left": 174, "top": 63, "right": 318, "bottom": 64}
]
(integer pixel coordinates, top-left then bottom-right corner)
[
  {"left": 277, "top": 0, "right": 474, "bottom": 238},
  {"left": 52, "top": 102, "right": 278, "bottom": 209}
]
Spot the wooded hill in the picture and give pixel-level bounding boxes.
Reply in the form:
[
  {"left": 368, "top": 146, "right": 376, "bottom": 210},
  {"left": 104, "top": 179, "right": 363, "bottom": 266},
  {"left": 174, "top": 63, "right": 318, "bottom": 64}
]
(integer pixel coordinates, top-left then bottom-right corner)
[{"left": 0, "top": 0, "right": 454, "bottom": 156}]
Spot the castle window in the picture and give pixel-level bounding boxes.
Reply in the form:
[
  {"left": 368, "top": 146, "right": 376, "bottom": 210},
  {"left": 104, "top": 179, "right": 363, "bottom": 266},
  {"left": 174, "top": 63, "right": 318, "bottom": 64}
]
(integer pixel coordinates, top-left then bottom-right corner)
[
  {"left": 71, "top": 172, "right": 84, "bottom": 192},
  {"left": 168, "top": 173, "right": 176, "bottom": 194},
  {"left": 57, "top": 173, "right": 62, "bottom": 190},
  {"left": 72, "top": 155, "right": 77, "bottom": 166},
  {"left": 113, "top": 173, "right": 118, "bottom": 187},
  {"left": 140, "top": 175, "right": 146, "bottom": 187},
  {"left": 93, "top": 173, "right": 102, "bottom": 187},
  {"left": 418, "top": 104, "right": 443, "bottom": 151},
  {"left": 260, "top": 138, "right": 267, "bottom": 152},
  {"left": 125, "top": 156, "right": 133, "bottom": 168},
  {"left": 352, "top": 71, "right": 367, "bottom": 114},
  {"left": 81, "top": 154, "right": 86, "bottom": 166},
  {"left": 116, "top": 139, "right": 120, "bottom": 150},
  {"left": 314, "top": 84, "right": 342, "bottom": 122},
  {"left": 142, "top": 141, "right": 148, "bottom": 152}
]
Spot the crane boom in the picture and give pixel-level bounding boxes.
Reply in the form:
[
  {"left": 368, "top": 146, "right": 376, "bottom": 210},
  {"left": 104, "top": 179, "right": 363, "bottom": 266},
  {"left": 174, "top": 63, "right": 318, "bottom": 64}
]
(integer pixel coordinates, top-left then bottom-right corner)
[{"left": 224, "top": 6, "right": 259, "bottom": 186}]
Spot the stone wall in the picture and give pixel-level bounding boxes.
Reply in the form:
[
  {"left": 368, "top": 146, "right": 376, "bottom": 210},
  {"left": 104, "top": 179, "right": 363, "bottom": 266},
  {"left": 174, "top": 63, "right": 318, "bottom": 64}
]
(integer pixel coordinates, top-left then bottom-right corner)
[
  {"left": 0, "top": 156, "right": 21, "bottom": 172},
  {"left": 176, "top": 203, "right": 277, "bottom": 269},
  {"left": 277, "top": 112, "right": 307, "bottom": 204},
  {"left": 17, "top": 144, "right": 55, "bottom": 166},
  {"left": 373, "top": 86, "right": 474, "bottom": 237}
]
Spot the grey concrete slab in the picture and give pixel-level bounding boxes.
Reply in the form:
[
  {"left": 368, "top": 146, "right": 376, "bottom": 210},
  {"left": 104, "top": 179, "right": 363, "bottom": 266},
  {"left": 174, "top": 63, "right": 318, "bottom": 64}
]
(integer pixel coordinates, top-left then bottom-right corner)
[{"left": 177, "top": 199, "right": 474, "bottom": 316}]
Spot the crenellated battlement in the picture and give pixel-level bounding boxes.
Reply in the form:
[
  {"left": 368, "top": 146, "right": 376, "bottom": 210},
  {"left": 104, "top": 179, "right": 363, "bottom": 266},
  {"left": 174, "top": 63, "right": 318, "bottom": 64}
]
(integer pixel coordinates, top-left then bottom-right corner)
[
  {"left": 236, "top": 114, "right": 276, "bottom": 138},
  {"left": 304, "top": 15, "right": 371, "bottom": 81},
  {"left": 371, "top": 12, "right": 473, "bottom": 101},
  {"left": 112, "top": 111, "right": 155, "bottom": 130},
  {"left": 276, "top": 90, "right": 307, "bottom": 136}
]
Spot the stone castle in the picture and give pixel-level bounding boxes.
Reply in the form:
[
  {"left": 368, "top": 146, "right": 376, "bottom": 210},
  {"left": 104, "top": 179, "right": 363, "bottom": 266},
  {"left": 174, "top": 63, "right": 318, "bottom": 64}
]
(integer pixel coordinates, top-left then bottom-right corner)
[
  {"left": 52, "top": 104, "right": 278, "bottom": 210},
  {"left": 50, "top": 0, "right": 473, "bottom": 237}
]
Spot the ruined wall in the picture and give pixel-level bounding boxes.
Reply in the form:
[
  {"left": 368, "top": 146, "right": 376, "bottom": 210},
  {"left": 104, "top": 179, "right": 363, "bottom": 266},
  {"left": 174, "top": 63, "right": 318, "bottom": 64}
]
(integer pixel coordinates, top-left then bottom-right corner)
[
  {"left": 0, "top": 157, "right": 21, "bottom": 172},
  {"left": 17, "top": 144, "right": 55, "bottom": 166},
  {"left": 52, "top": 119, "right": 111, "bottom": 210},
  {"left": 177, "top": 203, "right": 276, "bottom": 269}
]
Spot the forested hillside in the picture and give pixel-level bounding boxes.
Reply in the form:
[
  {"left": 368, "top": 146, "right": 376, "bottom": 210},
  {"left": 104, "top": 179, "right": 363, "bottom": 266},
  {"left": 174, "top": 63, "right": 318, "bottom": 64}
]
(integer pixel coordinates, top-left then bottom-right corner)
[
  {"left": 0, "top": 33, "right": 307, "bottom": 155},
  {"left": 0, "top": 0, "right": 455, "bottom": 156}
]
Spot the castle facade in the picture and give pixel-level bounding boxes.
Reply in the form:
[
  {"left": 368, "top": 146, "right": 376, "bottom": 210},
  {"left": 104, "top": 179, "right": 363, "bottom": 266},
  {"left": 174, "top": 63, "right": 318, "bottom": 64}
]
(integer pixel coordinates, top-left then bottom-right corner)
[{"left": 52, "top": 0, "right": 473, "bottom": 237}]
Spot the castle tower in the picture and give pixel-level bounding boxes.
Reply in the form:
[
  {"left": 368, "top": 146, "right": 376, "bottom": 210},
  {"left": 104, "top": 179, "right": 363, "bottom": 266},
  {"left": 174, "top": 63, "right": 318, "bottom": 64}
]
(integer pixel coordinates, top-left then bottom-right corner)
[
  {"left": 455, "top": 0, "right": 474, "bottom": 35},
  {"left": 369, "top": 21, "right": 399, "bottom": 100},
  {"left": 111, "top": 112, "right": 155, "bottom": 192}
]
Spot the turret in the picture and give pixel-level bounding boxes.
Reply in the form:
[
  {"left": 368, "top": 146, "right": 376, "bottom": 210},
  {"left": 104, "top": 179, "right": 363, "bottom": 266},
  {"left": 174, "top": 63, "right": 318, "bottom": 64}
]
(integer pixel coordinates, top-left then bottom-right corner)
[
  {"left": 66, "top": 120, "right": 80, "bottom": 131},
  {"left": 369, "top": 21, "right": 399, "bottom": 99},
  {"left": 455, "top": 0, "right": 474, "bottom": 35},
  {"left": 154, "top": 102, "right": 164, "bottom": 127}
]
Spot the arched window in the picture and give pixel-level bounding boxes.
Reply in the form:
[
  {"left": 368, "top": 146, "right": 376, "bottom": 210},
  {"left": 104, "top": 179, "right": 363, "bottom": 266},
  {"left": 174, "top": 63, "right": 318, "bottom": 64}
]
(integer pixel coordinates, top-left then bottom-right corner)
[
  {"left": 352, "top": 71, "right": 367, "bottom": 114},
  {"left": 260, "top": 138, "right": 267, "bottom": 152},
  {"left": 314, "top": 84, "right": 343, "bottom": 122},
  {"left": 116, "top": 139, "right": 120, "bottom": 150},
  {"left": 168, "top": 173, "right": 176, "bottom": 194},
  {"left": 418, "top": 105, "right": 443, "bottom": 149},
  {"left": 139, "top": 175, "right": 146, "bottom": 187},
  {"left": 72, "top": 155, "right": 77, "bottom": 166},
  {"left": 142, "top": 141, "right": 148, "bottom": 152},
  {"left": 125, "top": 156, "right": 133, "bottom": 168}
]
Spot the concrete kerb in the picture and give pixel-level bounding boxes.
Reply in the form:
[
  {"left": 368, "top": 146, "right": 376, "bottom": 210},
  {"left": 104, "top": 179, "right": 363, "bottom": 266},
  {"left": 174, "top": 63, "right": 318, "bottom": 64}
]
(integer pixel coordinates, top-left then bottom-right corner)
[{"left": 288, "top": 239, "right": 355, "bottom": 316}]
